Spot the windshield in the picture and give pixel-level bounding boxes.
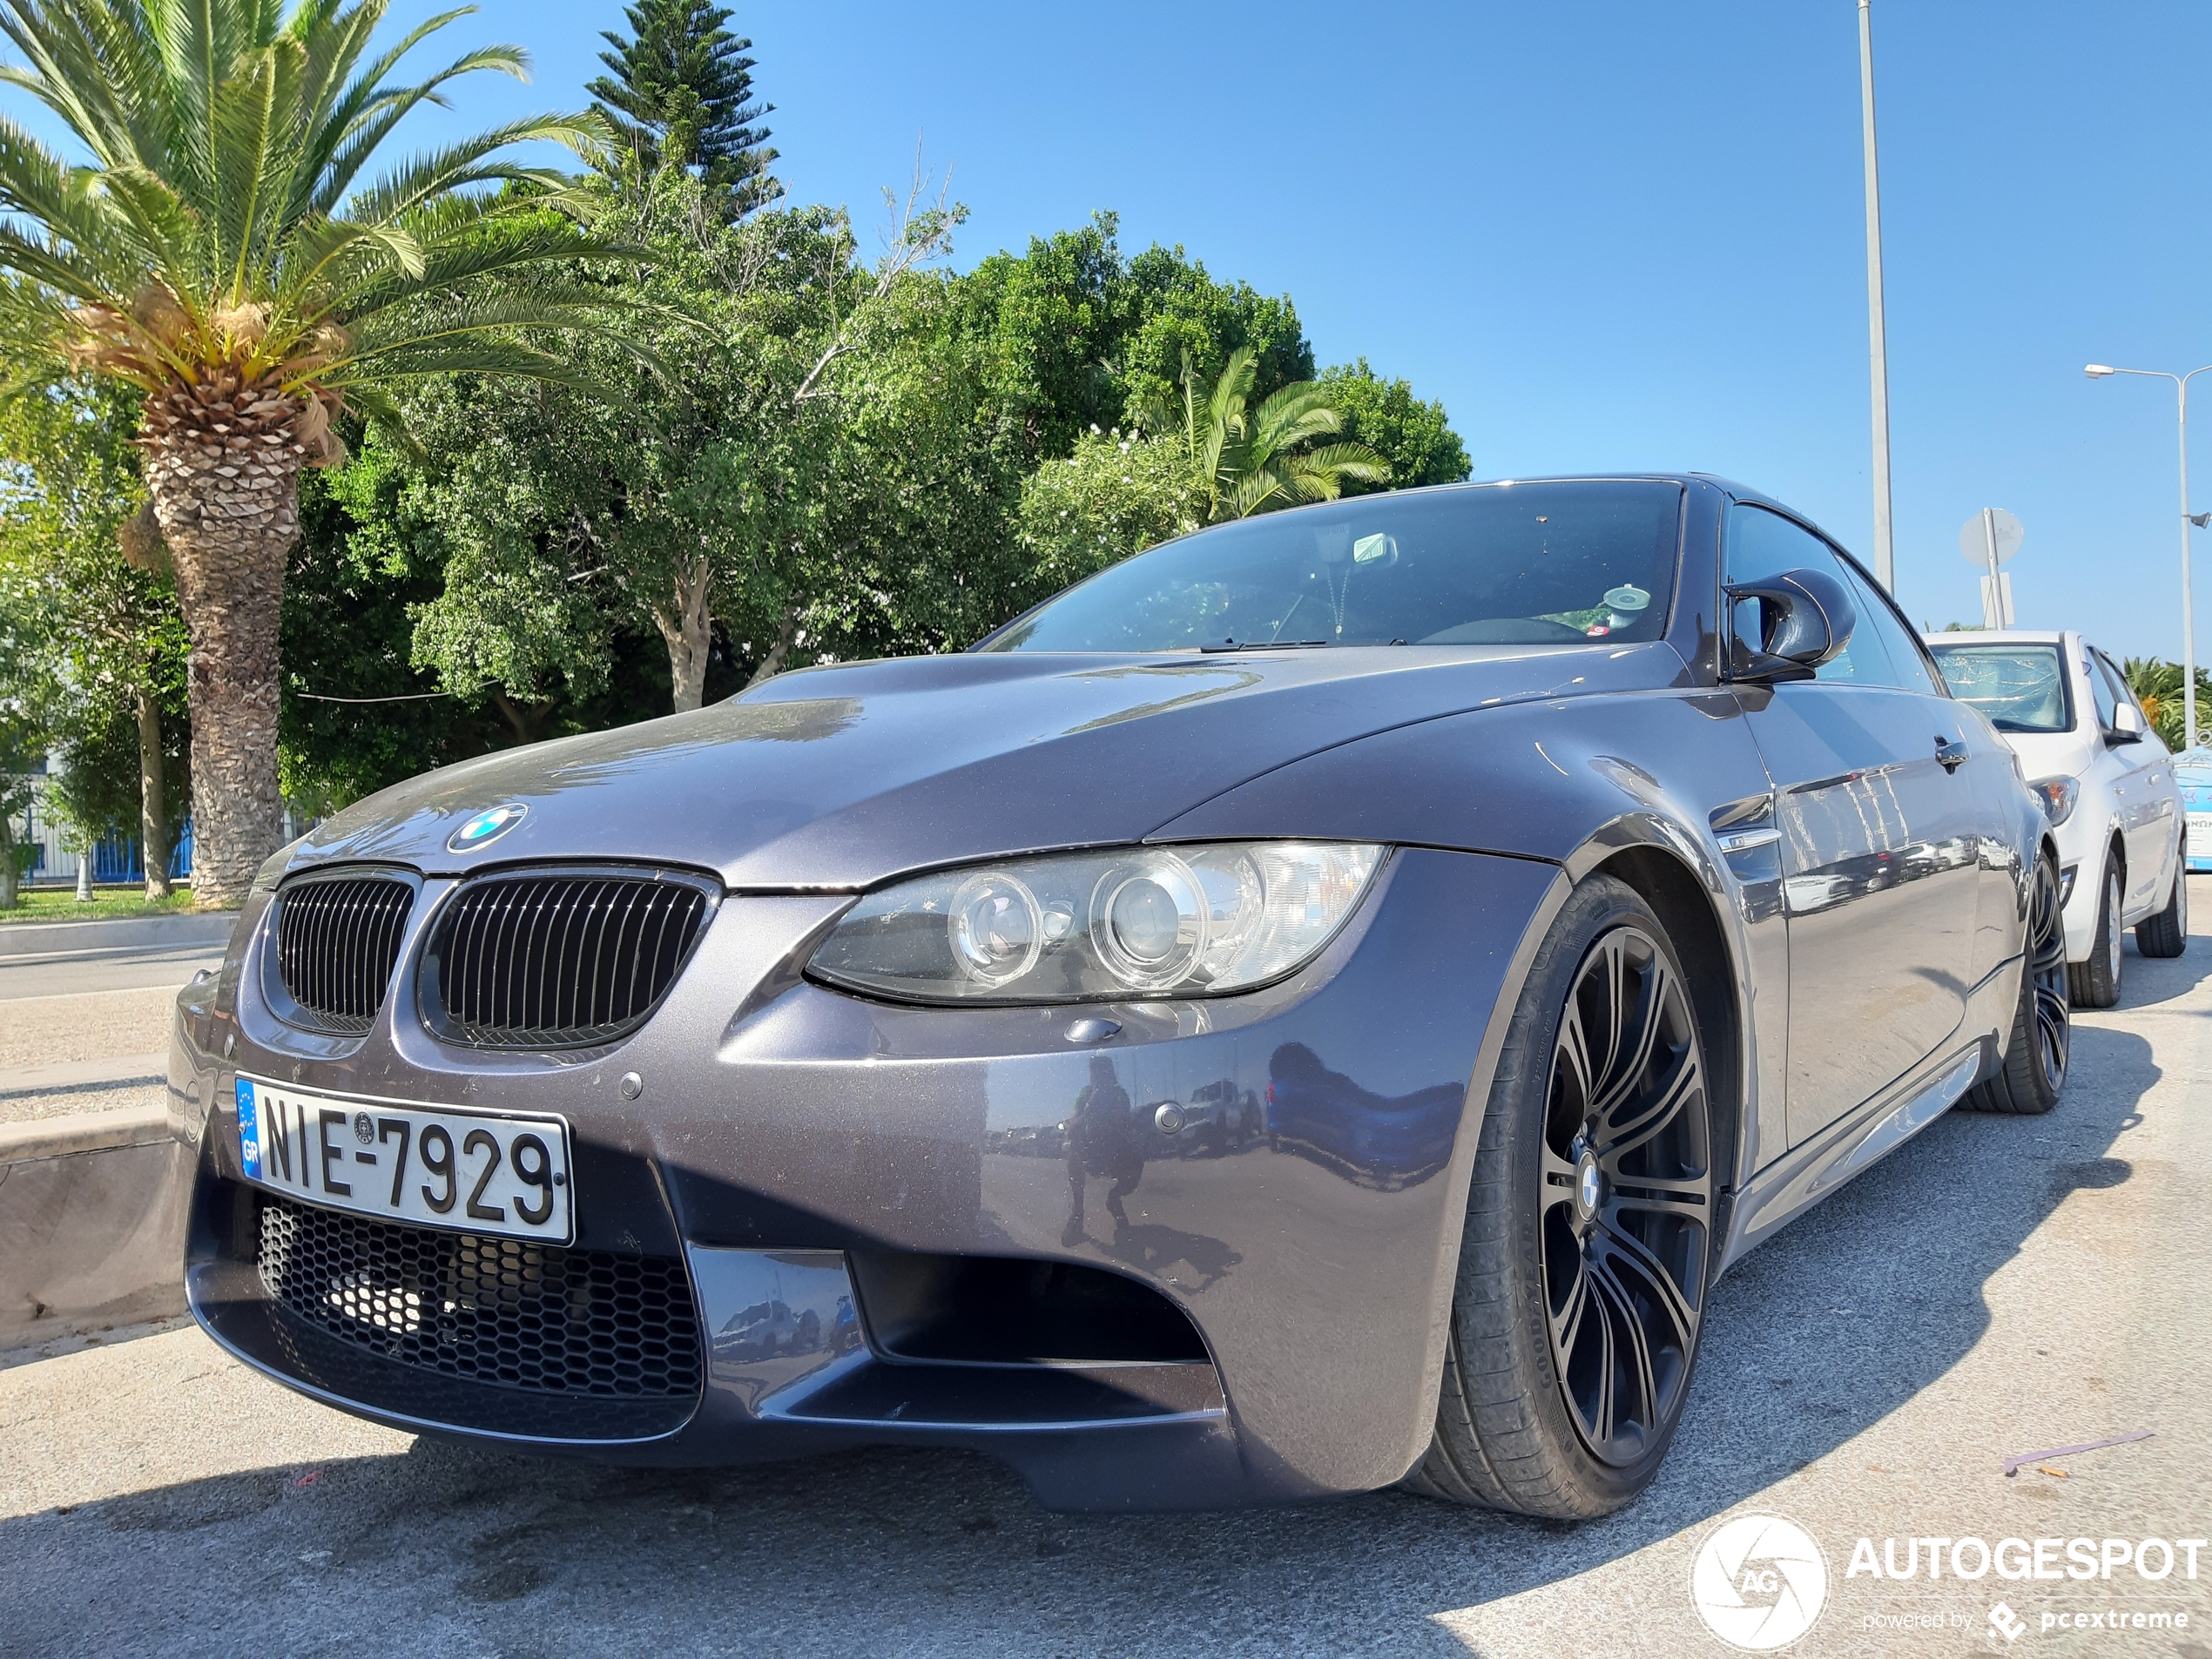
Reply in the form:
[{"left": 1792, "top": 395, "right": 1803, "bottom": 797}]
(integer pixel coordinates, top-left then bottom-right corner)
[
  {"left": 981, "top": 480, "right": 1683, "bottom": 652},
  {"left": 1927, "top": 642, "right": 2073, "bottom": 733}
]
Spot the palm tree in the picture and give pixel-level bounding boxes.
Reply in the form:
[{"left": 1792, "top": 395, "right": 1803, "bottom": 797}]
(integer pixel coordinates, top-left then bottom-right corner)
[
  {"left": 2122, "top": 656, "right": 2210, "bottom": 752},
  {"left": 0, "top": 0, "right": 644, "bottom": 906},
  {"left": 1157, "top": 347, "right": 1386, "bottom": 523}
]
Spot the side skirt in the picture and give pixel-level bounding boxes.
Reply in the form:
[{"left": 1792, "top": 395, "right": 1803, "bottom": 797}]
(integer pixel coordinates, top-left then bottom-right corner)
[{"left": 1717, "top": 952, "right": 2021, "bottom": 1274}]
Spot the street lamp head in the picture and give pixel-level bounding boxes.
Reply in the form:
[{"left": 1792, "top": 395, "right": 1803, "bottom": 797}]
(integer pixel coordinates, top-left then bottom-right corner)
[{"left": 2085, "top": 364, "right": 2117, "bottom": 378}]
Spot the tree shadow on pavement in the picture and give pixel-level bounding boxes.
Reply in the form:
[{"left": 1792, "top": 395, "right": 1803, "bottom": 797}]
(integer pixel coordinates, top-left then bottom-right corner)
[{"left": 0, "top": 981, "right": 2180, "bottom": 1658}]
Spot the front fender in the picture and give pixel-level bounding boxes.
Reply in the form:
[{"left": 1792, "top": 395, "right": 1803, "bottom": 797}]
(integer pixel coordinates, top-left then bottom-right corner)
[{"left": 1150, "top": 685, "right": 1791, "bottom": 1239}]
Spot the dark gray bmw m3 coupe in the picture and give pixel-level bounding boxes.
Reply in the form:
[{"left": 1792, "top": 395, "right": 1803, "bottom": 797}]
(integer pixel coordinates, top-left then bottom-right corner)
[{"left": 169, "top": 474, "right": 2069, "bottom": 1516}]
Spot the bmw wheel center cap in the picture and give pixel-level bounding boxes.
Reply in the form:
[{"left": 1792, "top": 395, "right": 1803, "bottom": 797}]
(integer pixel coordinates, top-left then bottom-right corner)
[
  {"left": 448, "top": 802, "right": 528, "bottom": 853},
  {"left": 1577, "top": 1154, "right": 1602, "bottom": 1218}
]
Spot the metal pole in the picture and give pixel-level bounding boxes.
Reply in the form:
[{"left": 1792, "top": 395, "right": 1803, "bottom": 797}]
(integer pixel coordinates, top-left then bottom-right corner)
[
  {"left": 1858, "top": 0, "right": 1896, "bottom": 592},
  {"left": 1982, "top": 507, "right": 2003, "bottom": 628},
  {"left": 2182, "top": 375, "right": 2197, "bottom": 751}
]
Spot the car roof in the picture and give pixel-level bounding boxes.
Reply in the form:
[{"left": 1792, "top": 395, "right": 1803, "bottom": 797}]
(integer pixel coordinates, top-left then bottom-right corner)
[{"left": 1924, "top": 630, "right": 2072, "bottom": 646}]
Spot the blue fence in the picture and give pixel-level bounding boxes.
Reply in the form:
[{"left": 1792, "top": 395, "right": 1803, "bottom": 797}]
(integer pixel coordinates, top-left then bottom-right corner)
[
  {"left": 25, "top": 821, "right": 195, "bottom": 882},
  {"left": 90, "top": 821, "right": 194, "bottom": 882}
]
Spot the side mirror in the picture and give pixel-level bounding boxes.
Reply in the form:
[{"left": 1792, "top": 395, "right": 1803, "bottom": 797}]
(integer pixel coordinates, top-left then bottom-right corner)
[
  {"left": 2110, "top": 702, "right": 2145, "bottom": 744},
  {"left": 1724, "top": 566, "right": 1857, "bottom": 685}
]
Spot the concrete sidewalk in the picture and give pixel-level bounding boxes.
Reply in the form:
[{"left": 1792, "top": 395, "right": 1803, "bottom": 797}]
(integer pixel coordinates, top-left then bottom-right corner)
[{"left": 0, "top": 914, "right": 220, "bottom": 1350}]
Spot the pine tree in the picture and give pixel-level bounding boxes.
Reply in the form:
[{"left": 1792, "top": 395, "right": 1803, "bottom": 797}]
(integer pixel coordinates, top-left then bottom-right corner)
[{"left": 589, "top": 0, "right": 782, "bottom": 216}]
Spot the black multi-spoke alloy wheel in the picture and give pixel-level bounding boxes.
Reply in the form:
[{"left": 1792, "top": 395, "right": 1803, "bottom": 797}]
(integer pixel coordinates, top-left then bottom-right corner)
[
  {"left": 1964, "top": 853, "right": 2070, "bottom": 1115},
  {"left": 1403, "top": 875, "right": 1715, "bottom": 1518},
  {"left": 2068, "top": 861, "right": 2122, "bottom": 1008},
  {"left": 2135, "top": 852, "right": 2188, "bottom": 959}
]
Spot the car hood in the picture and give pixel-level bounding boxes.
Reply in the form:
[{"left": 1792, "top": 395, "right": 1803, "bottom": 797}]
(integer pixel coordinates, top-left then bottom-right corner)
[
  {"left": 284, "top": 643, "right": 1684, "bottom": 889},
  {"left": 1993, "top": 727, "right": 2100, "bottom": 783}
]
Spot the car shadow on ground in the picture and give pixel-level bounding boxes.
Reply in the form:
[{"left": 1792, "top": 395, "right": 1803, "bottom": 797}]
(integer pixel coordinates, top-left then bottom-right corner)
[{"left": 1, "top": 952, "right": 2190, "bottom": 1657}]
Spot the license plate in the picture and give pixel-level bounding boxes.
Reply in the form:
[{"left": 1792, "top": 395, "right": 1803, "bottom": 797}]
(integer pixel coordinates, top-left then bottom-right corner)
[
  {"left": 2190, "top": 812, "right": 2212, "bottom": 858},
  {"left": 236, "top": 1076, "right": 575, "bottom": 1245}
]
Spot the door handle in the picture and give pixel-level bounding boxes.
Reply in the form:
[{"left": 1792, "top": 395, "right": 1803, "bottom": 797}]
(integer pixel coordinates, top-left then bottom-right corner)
[{"left": 1934, "top": 735, "right": 1968, "bottom": 772}]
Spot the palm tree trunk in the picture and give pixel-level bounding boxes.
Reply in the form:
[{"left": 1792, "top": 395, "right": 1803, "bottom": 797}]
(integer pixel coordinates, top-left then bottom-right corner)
[
  {"left": 136, "top": 686, "right": 171, "bottom": 900},
  {"left": 0, "top": 807, "right": 17, "bottom": 911},
  {"left": 655, "top": 556, "right": 714, "bottom": 713},
  {"left": 140, "top": 377, "right": 310, "bottom": 910}
]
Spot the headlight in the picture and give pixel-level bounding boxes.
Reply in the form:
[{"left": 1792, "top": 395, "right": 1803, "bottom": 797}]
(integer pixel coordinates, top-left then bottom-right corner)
[
  {"left": 2027, "top": 775, "right": 2079, "bottom": 827},
  {"left": 809, "top": 841, "right": 1386, "bottom": 1004}
]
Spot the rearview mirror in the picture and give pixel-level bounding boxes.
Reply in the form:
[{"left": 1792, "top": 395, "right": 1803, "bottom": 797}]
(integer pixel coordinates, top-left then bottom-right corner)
[
  {"left": 2111, "top": 702, "right": 2145, "bottom": 744},
  {"left": 1723, "top": 566, "right": 1857, "bottom": 685}
]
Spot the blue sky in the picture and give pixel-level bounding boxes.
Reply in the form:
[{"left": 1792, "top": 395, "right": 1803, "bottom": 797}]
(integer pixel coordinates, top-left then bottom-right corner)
[{"left": 15, "top": 1, "right": 2212, "bottom": 658}]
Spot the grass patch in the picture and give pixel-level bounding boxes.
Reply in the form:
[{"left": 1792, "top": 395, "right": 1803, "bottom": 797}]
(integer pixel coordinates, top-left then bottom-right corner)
[{"left": 0, "top": 886, "right": 216, "bottom": 923}]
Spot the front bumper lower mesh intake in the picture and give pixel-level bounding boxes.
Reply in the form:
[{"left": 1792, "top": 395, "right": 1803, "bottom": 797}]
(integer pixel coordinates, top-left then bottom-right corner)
[
  {"left": 255, "top": 1194, "right": 701, "bottom": 1400},
  {"left": 423, "top": 870, "right": 713, "bottom": 1048}
]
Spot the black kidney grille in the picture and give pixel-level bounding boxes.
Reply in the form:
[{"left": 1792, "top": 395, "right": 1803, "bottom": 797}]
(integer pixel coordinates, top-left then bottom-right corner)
[
  {"left": 433, "top": 874, "right": 710, "bottom": 1047},
  {"left": 257, "top": 1195, "right": 701, "bottom": 1399},
  {"left": 275, "top": 876, "right": 415, "bottom": 1033}
]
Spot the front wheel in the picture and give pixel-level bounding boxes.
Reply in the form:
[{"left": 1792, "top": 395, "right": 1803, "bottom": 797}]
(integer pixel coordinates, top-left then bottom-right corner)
[
  {"left": 1402, "top": 875, "right": 1713, "bottom": 1518},
  {"left": 2068, "top": 864, "right": 2123, "bottom": 1008},
  {"left": 1963, "top": 853, "right": 2070, "bottom": 1116}
]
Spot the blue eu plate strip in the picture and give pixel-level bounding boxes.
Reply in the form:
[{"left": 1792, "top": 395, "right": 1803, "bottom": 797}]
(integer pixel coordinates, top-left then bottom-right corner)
[{"left": 236, "top": 1077, "right": 260, "bottom": 1179}]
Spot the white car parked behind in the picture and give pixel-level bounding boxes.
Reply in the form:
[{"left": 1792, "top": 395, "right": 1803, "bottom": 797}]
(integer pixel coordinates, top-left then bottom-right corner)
[{"left": 1925, "top": 631, "right": 2186, "bottom": 1007}]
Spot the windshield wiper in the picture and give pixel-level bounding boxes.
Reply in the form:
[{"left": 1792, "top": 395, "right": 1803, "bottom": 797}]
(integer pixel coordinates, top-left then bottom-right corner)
[{"left": 1200, "top": 639, "right": 1329, "bottom": 652}]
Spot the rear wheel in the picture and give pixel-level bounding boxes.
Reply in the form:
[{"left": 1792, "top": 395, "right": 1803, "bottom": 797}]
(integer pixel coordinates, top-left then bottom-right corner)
[
  {"left": 2135, "top": 854, "right": 2188, "bottom": 959},
  {"left": 1964, "top": 853, "right": 2069, "bottom": 1116},
  {"left": 1401, "top": 876, "right": 1712, "bottom": 1518},
  {"left": 2067, "top": 864, "right": 2122, "bottom": 1009}
]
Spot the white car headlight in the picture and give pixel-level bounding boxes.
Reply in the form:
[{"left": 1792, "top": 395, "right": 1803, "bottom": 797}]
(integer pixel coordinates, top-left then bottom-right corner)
[{"left": 809, "top": 842, "right": 1386, "bottom": 1004}]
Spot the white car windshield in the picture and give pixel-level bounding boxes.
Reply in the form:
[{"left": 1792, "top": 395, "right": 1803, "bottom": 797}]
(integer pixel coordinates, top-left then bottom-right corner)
[
  {"left": 981, "top": 480, "right": 1683, "bottom": 652},
  {"left": 1928, "top": 642, "right": 2072, "bottom": 733}
]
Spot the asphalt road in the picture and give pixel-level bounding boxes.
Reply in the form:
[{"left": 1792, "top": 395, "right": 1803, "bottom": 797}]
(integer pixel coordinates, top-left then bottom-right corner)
[{"left": 3, "top": 904, "right": 2209, "bottom": 1658}]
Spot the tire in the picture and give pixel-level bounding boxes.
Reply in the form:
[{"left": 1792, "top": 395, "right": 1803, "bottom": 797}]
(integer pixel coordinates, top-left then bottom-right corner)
[
  {"left": 2067, "top": 863, "right": 2123, "bottom": 1009},
  {"left": 2135, "top": 855, "right": 2188, "bottom": 959},
  {"left": 1963, "top": 853, "right": 2070, "bottom": 1116},
  {"left": 1400, "top": 875, "right": 1713, "bottom": 1519}
]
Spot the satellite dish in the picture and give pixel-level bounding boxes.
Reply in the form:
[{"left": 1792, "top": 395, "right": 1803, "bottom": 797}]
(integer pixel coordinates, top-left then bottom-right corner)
[{"left": 1958, "top": 508, "right": 2024, "bottom": 566}]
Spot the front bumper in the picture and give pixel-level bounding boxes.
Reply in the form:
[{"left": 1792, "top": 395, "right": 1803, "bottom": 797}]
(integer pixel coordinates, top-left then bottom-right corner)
[{"left": 172, "top": 847, "right": 1561, "bottom": 1510}]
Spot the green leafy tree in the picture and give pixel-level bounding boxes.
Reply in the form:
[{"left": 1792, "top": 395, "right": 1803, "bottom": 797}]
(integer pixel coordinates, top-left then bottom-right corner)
[
  {"left": 0, "top": 379, "right": 187, "bottom": 895},
  {"left": 0, "top": 0, "right": 645, "bottom": 905},
  {"left": 952, "top": 214, "right": 1319, "bottom": 470},
  {"left": 0, "top": 538, "right": 44, "bottom": 907},
  {"left": 590, "top": 0, "right": 779, "bottom": 216},
  {"left": 1319, "top": 358, "right": 1471, "bottom": 493},
  {"left": 1015, "top": 425, "right": 1202, "bottom": 590},
  {"left": 398, "top": 170, "right": 977, "bottom": 717},
  {"left": 1116, "top": 245, "right": 1311, "bottom": 435}
]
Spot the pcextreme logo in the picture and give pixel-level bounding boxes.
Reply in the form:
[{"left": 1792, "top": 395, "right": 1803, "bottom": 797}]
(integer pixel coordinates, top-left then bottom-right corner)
[{"left": 1689, "top": 1513, "right": 1831, "bottom": 1651}]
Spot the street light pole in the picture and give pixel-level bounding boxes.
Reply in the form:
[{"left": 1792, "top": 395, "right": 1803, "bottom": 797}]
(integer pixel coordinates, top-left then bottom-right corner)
[
  {"left": 1858, "top": 0, "right": 1896, "bottom": 592},
  {"left": 2087, "top": 363, "right": 2212, "bottom": 750}
]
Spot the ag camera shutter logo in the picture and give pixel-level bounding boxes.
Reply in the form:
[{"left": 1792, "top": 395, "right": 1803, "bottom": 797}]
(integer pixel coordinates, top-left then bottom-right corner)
[
  {"left": 448, "top": 803, "right": 527, "bottom": 853},
  {"left": 1689, "top": 1513, "right": 1831, "bottom": 1650}
]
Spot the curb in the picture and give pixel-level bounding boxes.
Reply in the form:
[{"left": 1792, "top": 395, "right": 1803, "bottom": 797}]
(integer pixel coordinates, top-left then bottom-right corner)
[
  {"left": 0, "top": 912, "right": 238, "bottom": 961},
  {"left": 0, "top": 1103, "right": 187, "bottom": 1352},
  {"left": 0, "top": 1053, "right": 170, "bottom": 1101}
]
